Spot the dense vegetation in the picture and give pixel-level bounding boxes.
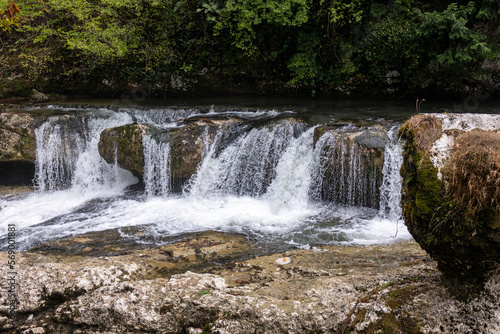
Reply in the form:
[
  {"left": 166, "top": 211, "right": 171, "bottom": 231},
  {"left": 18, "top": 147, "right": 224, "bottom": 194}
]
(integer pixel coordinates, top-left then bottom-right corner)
[{"left": 1, "top": 0, "right": 499, "bottom": 98}]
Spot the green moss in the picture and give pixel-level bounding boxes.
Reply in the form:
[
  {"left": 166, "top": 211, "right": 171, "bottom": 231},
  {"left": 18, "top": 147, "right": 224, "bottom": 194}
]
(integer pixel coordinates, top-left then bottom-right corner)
[
  {"left": 399, "top": 117, "right": 500, "bottom": 290},
  {"left": 385, "top": 287, "right": 417, "bottom": 310},
  {"left": 364, "top": 312, "right": 422, "bottom": 334},
  {"left": 414, "top": 158, "right": 441, "bottom": 217}
]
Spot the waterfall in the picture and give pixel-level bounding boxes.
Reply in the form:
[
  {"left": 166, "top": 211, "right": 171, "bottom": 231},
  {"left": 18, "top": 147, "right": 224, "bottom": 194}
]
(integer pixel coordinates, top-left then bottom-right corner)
[
  {"left": 309, "top": 131, "right": 381, "bottom": 208},
  {"left": 34, "top": 111, "right": 137, "bottom": 193},
  {"left": 34, "top": 116, "right": 86, "bottom": 191},
  {"left": 187, "top": 119, "right": 305, "bottom": 198},
  {"left": 143, "top": 133, "right": 172, "bottom": 197},
  {"left": 377, "top": 127, "right": 403, "bottom": 221},
  {"left": 3, "top": 106, "right": 413, "bottom": 252},
  {"left": 265, "top": 127, "right": 315, "bottom": 211}
]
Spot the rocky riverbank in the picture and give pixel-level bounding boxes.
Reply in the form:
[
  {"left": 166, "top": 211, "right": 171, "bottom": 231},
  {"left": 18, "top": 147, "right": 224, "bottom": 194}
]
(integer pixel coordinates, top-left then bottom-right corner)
[{"left": 1, "top": 233, "right": 499, "bottom": 333}]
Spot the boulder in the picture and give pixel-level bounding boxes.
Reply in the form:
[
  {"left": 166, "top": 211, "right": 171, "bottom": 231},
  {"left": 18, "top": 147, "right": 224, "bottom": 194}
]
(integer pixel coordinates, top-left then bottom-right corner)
[
  {"left": 98, "top": 123, "right": 149, "bottom": 177},
  {"left": 399, "top": 113, "right": 500, "bottom": 290},
  {"left": 169, "top": 118, "right": 243, "bottom": 191},
  {"left": 312, "top": 123, "right": 388, "bottom": 208},
  {"left": 0, "top": 112, "right": 37, "bottom": 185},
  {"left": 30, "top": 89, "right": 48, "bottom": 103},
  {"left": 0, "top": 113, "right": 36, "bottom": 162}
]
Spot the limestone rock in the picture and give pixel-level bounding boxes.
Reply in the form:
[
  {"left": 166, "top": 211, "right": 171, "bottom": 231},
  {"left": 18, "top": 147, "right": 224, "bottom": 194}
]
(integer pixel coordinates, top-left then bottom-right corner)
[
  {"left": 98, "top": 123, "right": 149, "bottom": 177},
  {"left": 98, "top": 118, "right": 243, "bottom": 190},
  {"left": 30, "top": 89, "right": 48, "bottom": 103},
  {"left": 169, "top": 118, "right": 242, "bottom": 191},
  {"left": 2, "top": 240, "right": 500, "bottom": 333},
  {"left": 0, "top": 113, "right": 36, "bottom": 163},
  {"left": 399, "top": 113, "right": 500, "bottom": 288}
]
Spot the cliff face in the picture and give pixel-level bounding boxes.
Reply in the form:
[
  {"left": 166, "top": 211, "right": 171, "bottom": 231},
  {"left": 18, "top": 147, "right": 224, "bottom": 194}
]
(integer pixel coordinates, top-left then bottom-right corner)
[{"left": 400, "top": 113, "right": 500, "bottom": 291}]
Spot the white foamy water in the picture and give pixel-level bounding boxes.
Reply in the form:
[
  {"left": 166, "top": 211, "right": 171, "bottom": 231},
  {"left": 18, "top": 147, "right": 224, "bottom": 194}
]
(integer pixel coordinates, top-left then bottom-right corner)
[
  {"left": 143, "top": 134, "right": 172, "bottom": 196},
  {"left": 0, "top": 107, "right": 411, "bottom": 251},
  {"left": 378, "top": 126, "right": 403, "bottom": 222}
]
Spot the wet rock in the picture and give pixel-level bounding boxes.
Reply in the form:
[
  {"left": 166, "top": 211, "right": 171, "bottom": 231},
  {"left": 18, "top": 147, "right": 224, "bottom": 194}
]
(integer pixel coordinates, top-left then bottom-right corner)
[
  {"left": 27, "top": 230, "right": 254, "bottom": 272},
  {"left": 98, "top": 123, "right": 149, "bottom": 177},
  {"left": 0, "top": 113, "right": 37, "bottom": 185},
  {"left": 98, "top": 118, "right": 243, "bottom": 190},
  {"left": 312, "top": 123, "right": 388, "bottom": 208},
  {"left": 399, "top": 113, "right": 500, "bottom": 290},
  {"left": 30, "top": 89, "right": 48, "bottom": 103}
]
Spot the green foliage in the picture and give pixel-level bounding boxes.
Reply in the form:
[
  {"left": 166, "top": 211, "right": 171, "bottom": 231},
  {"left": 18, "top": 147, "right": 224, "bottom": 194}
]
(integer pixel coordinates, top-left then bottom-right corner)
[
  {"left": 208, "top": 0, "right": 310, "bottom": 53},
  {"left": 0, "top": 0, "right": 22, "bottom": 32},
  {"left": 0, "top": 0, "right": 499, "bottom": 97},
  {"left": 415, "top": 3, "right": 492, "bottom": 65}
]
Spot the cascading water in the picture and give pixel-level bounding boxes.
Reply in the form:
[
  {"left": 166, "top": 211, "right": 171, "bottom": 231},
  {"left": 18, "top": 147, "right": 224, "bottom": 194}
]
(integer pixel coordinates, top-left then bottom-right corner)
[
  {"left": 264, "top": 127, "right": 315, "bottom": 212},
  {"left": 377, "top": 127, "right": 404, "bottom": 222},
  {"left": 187, "top": 119, "right": 304, "bottom": 198},
  {"left": 34, "top": 116, "right": 86, "bottom": 190},
  {"left": 34, "top": 111, "right": 137, "bottom": 193},
  {"left": 309, "top": 130, "right": 381, "bottom": 208},
  {"left": 143, "top": 133, "right": 172, "bottom": 197},
  {"left": 0, "top": 106, "right": 411, "bottom": 252}
]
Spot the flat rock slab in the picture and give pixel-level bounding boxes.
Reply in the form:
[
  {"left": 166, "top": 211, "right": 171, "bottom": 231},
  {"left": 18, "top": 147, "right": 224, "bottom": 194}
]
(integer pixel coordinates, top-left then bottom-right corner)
[{"left": 1, "top": 239, "right": 500, "bottom": 333}]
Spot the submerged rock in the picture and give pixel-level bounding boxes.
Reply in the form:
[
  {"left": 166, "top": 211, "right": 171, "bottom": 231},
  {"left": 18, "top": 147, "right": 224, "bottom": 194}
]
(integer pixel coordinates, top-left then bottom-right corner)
[
  {"left": 399, "top": 113, "right": 500, "bottom": 290},
  {"left": 312, "top": 123, "right": 388, "bottom": 208}
]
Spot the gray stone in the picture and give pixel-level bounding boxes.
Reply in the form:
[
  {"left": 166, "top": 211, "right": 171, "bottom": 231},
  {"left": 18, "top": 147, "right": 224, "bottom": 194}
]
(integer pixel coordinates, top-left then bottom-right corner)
[
  {"left": 1, "top": 241, "right": 500, "bottom": 333},
  {"left": 0, "top": 112, "right": 36, "bottom": 162},
  {"left": 30, "top": 89, "right": 48, "bottom": 103}
]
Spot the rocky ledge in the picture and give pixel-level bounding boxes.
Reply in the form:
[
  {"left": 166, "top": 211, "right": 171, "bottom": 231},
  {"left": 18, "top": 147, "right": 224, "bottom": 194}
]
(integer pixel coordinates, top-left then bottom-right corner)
[{"left": 1, "top": 234, "right": 500, "bottom": 334}]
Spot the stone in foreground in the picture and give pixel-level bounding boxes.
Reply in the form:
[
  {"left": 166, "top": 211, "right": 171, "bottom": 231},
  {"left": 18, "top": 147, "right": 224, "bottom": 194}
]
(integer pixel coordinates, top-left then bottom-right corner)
[{"left": 1, "top": 240, "right": 500, "bottom": 333}]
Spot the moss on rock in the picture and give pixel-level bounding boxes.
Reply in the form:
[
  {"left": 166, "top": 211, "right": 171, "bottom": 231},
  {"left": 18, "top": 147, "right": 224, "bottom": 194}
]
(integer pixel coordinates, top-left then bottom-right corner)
[
  {"left": 98, "top": 123, "right": 148, "bottom": 177},
  {"left": 400, "top": 114, "right": 500, "bottom": 292}
]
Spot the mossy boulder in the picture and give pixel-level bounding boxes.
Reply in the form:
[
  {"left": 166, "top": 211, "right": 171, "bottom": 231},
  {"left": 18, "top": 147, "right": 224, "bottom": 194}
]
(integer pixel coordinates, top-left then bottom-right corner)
[
  {"left": 400, "top": 113, "right": 500, "bottom": 290},
  {"left": 312, "top": 123, "right": 388, "bottom": 208},
  {"left": 98, "top": 123, "right": 149, "bottom": 177}
]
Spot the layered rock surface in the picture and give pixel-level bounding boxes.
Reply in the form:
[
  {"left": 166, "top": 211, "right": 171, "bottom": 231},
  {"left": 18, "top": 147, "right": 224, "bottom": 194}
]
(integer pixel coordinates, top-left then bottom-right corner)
[
  {"left": 1, "top": 236, "right": 500, "bottom": 334},
  {"left": 399, "top": 113, "right": 500, "bottom": 288},
  {"left": 0, "top": 113, "right": 36, "bottom": 163}
]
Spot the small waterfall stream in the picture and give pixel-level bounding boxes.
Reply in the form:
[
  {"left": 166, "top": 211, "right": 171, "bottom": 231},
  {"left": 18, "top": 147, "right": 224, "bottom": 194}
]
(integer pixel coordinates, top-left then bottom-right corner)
[
  {"left": 34, "top": 111, "right": 137, "bottom": 193},
  {"left": 378, "top": 127, "right": 404, "bottom": 221},
  {"left": 0, "top": 106, "right": 411, "bottom": 251},
  {"left": 143, "top": 133, "right": 172, "bottom": 197}
]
